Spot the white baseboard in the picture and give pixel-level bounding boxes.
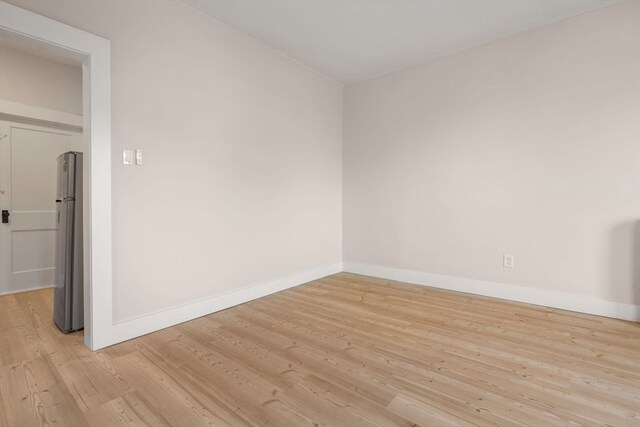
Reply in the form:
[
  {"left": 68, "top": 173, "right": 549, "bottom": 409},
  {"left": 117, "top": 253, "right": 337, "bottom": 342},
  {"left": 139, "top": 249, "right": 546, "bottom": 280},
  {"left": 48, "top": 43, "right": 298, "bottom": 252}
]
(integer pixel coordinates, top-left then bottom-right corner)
[
  {"left": 343, "top": 262, "right": 640, "bottom": 322},
  {"left": 0, "top": 284, "right": 54, "bottom": 296},
  {"left": 105, "top": 262, "right": 343, "bottom": 348},
  {"left": 93, "top": 260, "right": 637, "bottom": 349}
]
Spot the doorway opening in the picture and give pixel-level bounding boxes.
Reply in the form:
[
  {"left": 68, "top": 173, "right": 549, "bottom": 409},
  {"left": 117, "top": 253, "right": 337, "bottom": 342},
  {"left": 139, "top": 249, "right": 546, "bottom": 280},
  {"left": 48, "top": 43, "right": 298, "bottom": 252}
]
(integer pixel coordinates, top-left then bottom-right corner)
[
  {"left": 0, "top": 2, "right": 113, "bottom": 350},
  {"left": 0, "top": 34, "right": 86, "bottom": 344}
]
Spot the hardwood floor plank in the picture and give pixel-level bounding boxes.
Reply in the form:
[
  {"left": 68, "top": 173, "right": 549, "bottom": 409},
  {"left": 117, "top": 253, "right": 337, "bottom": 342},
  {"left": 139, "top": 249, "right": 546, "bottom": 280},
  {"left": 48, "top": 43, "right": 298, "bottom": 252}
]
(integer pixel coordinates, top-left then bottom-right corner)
[
  {"left": 297, "top": 374, "right": 413, "bottom": 427},
  {"left": 182, "top": 323, "right": 309, "bottom": 389},
  {"left": 0, "top": 295, "right": 28, "bottom": 331},
  {"left": 387, "top": 391, "right": 478, "bottom": 427},
  {"left": 110, "top": 350, "right": 232, "bottom": 427},
  {"left": 284, "top": 281, "right": 640, "bottom": 387},
  {"left": 1, "top": 275, "right": 638, "bottom": 426},
  {"left": 57, "top": 351, "right": 135, "bottom": 411},
  {"left": 85, "top": 391, "right": 171, "bottom": 427},
  {"left": 0, "top": 324, "right": 40, "bottom": 367},
  {"left": 0, "top": 355, "right": 88, "bottom": 427},
  {"left": 220, "top": 319, "right": 402, "bottom": 407}
]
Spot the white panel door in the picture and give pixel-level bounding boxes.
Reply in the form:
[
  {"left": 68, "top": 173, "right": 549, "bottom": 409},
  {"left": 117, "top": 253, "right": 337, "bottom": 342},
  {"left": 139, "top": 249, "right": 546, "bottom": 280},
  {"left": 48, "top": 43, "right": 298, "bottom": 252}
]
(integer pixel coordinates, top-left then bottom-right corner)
[{"left": 0, "top": 121, "right": 82, "bottom": 295}]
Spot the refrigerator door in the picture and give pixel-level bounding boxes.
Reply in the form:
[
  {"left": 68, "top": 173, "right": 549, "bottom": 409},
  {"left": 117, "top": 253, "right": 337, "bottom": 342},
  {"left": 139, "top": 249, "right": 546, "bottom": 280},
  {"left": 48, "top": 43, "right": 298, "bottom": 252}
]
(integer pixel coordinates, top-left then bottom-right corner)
[
  {"left": 70, "top": 153, "right": 83, "bottom": 331},
  {"left": 54, "top": 199, "right": 74, "bottom": 331},
  {"left": 56, "top": 154, "right": 64, "bottom": 200},
  {"left": 67, "top": 153, "right": 78, "bottom": 199},
  {"left": 53, "top": 151, "right": 83, "bottom": 333},
  {"left": 57, "top": 152, "right": 78, "bottom": 200},
  {"left": 57, "top": 154, "right": 70, "bottom": 200}
]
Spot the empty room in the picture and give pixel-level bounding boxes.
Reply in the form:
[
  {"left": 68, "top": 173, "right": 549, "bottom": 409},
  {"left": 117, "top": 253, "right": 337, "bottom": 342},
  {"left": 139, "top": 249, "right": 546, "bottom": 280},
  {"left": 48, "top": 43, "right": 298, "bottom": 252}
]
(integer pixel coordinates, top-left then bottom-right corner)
[{"left": 0, "top": 0, "right": 638, "bottom": 426}]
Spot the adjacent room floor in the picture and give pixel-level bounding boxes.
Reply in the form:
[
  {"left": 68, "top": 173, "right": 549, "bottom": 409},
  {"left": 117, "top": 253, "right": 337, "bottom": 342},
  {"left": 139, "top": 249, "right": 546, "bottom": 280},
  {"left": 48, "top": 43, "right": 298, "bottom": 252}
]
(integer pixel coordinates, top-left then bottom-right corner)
[{"left": 1, "top": 273, "right": 638, "bottom": 426}]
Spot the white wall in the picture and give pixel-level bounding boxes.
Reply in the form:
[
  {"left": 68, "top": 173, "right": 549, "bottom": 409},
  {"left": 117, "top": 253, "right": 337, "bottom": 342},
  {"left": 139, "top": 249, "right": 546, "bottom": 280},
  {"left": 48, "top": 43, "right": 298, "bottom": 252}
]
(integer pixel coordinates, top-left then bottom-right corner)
[
  {"left": 344, "top": 2, "right": 639, "bottom": 308},
  {"left": 8, "top": 0, "right": 343, "bottom": 323},
  {"left": 6, "top": 0, "right": 636, "bottom": 326},
  {"left": 0, "top": 45, "right": 82, "bottom": 114}
]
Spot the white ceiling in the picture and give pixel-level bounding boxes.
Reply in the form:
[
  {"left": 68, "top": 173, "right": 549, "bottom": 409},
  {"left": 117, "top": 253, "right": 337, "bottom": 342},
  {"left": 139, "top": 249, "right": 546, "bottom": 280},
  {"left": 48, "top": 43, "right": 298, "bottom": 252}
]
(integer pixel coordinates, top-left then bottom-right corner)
[{"left": 184, "top": 0, "right": 623, "bottom": 84}]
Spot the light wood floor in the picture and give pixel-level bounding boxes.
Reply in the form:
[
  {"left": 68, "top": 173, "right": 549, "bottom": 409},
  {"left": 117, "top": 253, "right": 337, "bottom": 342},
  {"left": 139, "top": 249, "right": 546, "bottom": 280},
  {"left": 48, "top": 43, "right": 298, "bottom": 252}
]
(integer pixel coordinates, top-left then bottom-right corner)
[{"left": 1, "top": 273, "right": 639, "bottom": 426}]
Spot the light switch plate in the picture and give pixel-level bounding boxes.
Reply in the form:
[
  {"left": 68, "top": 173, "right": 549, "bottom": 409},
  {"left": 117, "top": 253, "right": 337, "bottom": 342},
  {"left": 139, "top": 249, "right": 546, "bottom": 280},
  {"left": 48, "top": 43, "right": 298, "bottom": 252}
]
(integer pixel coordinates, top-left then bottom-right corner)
[
  {"left": 123, "top": 150, "right": 134, "bottom": 165},
  {"left": 135, "top": 149, "right": 143, "bottom": 166}
]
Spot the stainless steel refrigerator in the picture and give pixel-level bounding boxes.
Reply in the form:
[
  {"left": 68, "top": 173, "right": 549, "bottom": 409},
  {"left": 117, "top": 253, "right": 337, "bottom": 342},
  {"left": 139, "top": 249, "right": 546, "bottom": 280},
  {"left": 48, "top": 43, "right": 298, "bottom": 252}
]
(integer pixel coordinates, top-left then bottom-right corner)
[{"left": 54, "top": 152, "right": 83, "bottom": 333}]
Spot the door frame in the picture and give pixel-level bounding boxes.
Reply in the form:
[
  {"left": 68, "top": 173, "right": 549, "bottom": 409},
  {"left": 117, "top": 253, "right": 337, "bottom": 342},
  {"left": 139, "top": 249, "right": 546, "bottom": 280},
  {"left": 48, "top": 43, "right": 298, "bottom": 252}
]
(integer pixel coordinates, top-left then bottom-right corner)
[{"left": 0, "top": 1, "right": 112, "bottom": 350}]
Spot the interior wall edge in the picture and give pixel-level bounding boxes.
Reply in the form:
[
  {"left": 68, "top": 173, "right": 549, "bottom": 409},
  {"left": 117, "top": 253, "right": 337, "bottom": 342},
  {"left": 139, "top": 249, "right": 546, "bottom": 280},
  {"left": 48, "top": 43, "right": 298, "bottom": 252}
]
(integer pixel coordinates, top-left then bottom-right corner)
[
  {"left": 98, "top": 261, "right": 343, "bottom": 349},
  {"left": 343, "top": 262, "right": 640, "bottom": 322}
]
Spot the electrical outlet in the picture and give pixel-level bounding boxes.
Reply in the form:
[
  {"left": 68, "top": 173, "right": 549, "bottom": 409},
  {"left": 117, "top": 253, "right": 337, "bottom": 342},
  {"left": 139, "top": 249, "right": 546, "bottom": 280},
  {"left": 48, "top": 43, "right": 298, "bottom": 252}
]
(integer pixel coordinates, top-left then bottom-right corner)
[{"left": 503, "top": 254, "right": 514, "bottom": 268}]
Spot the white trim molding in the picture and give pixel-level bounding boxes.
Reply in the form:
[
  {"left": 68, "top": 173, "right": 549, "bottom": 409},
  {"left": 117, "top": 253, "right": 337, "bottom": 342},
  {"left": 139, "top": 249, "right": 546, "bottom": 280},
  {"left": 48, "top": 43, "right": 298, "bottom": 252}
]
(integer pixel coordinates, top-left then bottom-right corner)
[
  {"left": 0, "top": 284, "right": 54, "bottom": 297},
  {"left": 343, "top": 262, "right": 640, "bottom": 322},
  {"left": 0, "top": 100, "right": 82, "bottom": 129},
  {"left": 108, "top": 263, "right": 343, "bottom": 346},
  {"left": 0, "top": 1, "right": 113, "bottom": 350}
]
